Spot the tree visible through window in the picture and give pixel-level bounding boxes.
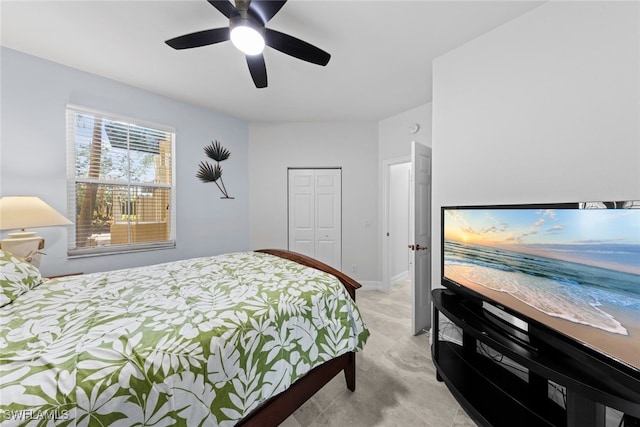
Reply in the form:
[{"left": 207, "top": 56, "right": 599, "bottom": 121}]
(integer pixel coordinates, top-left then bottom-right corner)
[{"left": 67, "top": 106, "right": 175, "bottom": 255}]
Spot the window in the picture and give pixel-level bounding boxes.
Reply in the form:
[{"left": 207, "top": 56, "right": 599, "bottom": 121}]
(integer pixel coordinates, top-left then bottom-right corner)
[{"left": 66, "top": 105, "right": 175, "bottom": 256}]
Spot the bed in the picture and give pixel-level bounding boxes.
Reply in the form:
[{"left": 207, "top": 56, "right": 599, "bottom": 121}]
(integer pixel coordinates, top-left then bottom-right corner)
[{"left": 0, "top": 248, "right": 369, "bottom": 426}]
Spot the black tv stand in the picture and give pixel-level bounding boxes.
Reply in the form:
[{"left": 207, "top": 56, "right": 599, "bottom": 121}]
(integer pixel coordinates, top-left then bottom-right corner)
[
  {"left": 624, "top": 414, "right": 640, "bottom": 426},
  {"left": 431, "top": 288, "right": 640, "bottom": 427}
]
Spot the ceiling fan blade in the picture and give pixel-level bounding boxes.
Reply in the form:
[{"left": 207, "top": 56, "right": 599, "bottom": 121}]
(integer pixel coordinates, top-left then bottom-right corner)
[
  {"left": 246, "top": 54, "right": 267, "bottom": 88},
  {"left": 248, "top": 0, "right": 287, "bottom": 25},
  {"left": 207, "top": 0, "right": 237, "bottom": 18},
  {"left": 264, "top": 29, "right": 330, "bottom": 66},
  {"left": 165, "top": 28, "right": 230, "bottom": 50}
]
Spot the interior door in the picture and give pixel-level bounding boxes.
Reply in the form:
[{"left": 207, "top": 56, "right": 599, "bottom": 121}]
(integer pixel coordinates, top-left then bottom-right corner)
[
  {"left": 409, "top": 141, "right": 432, "bottom": 335},
  {"left": 288, "top": 169, "right": 342, "bottom": 270},
  {"left": 288, "top": 169, "right": 315, "bottom": 257},
  {"left": 314, "top": 170, "right": 341, "bottom": 269}
]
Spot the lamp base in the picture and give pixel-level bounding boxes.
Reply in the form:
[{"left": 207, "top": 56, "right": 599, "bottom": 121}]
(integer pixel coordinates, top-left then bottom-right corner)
[{"left": 0, "top": 231, "right": 45, "bottom": 268}]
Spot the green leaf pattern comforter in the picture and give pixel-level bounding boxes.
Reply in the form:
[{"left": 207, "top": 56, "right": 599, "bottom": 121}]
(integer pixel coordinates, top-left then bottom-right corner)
[{"left": 0, "top": 252, "right": 369, "bottom": 426}]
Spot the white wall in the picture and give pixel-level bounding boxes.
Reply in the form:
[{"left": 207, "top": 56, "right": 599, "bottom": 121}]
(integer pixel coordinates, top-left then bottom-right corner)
[
  {"left": 431, "top": 1, "right": 640, "bottom": 289},
  {"left": 248, "top": 121, "right": 379, "bottom": 286},
  {"left": 379, "top": 103, "right": 432, "bottom": 161},
  {"left": 0, "top": 48, "right": 251, "bottom": 277}
]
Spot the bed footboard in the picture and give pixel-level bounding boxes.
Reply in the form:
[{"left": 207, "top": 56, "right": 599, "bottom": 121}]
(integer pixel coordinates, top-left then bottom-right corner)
[
  {"left": 240, "top": 249, "right": 363, "bottom": 426},
  {"left": 238, "top": 352, "right": 355, "bottom": 427},
  {"left": 255, "top": 249, "right": 361, "bottom": 301}
]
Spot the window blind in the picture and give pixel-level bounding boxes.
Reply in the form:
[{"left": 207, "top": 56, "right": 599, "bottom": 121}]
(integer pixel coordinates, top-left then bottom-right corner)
[{"left": 66, "top": 105, "right": 176, "bottom": 256}]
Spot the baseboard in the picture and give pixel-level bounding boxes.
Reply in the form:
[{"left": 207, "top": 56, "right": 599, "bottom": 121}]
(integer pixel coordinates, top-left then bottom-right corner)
[
  {"left": 390, "top": 271, "right": 409, "bottom": 285},
  {"left": 358, "top": 280, "right": 384, "bottom": 292}
]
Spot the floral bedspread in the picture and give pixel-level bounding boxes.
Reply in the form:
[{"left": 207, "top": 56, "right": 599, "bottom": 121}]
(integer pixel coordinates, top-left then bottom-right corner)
[{"left": 0, "top": 252, "right": 369, "bottom": 426}]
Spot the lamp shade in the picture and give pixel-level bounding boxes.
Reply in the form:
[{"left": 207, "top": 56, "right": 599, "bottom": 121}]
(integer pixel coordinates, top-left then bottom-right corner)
[{"left": 0, "top": 196, "right": 72, "bottom": 231}]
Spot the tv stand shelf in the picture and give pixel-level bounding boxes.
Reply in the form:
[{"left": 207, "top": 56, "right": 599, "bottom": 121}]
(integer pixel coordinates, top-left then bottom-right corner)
[{"left": 432, "top": 288, "right": 640, "bottom": 427}]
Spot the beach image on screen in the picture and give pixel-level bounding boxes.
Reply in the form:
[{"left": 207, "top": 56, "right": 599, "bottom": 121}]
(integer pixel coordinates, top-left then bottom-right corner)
[{"left": 443, "top": 207, "right": 640, "bottom": 369}]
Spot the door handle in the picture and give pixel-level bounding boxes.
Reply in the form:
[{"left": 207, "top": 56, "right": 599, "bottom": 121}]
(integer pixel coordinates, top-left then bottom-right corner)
[{"left": 408, "top": 244, "right": 429, "bottom": 251}]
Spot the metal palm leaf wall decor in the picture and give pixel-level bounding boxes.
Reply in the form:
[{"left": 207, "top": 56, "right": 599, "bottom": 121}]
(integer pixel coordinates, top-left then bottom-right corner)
[{"left": 196, "top": 140, "right": 234, "bottom": 199}]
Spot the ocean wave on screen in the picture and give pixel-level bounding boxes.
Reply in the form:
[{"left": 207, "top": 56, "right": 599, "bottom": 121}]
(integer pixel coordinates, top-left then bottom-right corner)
[{"left": 445, "top": 261, "right": 629, "bottom": 335}]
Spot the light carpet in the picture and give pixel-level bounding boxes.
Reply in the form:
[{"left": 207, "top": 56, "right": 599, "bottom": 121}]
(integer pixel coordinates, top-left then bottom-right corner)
[{"left": 282, "top": 279, "right": 476, "bottom": 427}]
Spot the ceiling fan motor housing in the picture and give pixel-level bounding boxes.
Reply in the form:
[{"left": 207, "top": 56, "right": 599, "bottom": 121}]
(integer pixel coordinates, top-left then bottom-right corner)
[
  {"left": 230, "top": 14, "right": 265, "bottom": 40},
  {"left": 229, "top": 2, "right": 266, "bottom": 55}
]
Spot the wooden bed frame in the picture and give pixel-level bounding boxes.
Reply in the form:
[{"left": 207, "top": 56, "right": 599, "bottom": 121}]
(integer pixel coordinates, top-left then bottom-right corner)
[{"left": 237, "top": 249, "right": 363, "bottom": 427}]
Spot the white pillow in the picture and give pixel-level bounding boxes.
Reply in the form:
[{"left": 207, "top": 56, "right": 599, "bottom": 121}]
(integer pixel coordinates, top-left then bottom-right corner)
[{"left": 0, "top": 249, "right": 43, "bottom": 307}]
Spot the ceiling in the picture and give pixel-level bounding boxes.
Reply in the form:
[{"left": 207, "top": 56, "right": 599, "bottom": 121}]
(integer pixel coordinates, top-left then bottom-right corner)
[{"left": 0, "top": 0, "right": 544, "bottom": 122}]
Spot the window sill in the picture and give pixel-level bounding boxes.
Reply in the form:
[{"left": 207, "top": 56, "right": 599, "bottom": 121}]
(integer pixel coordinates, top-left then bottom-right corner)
[{"left": 67, "top": 241, "right": 176, "bottom": 258}]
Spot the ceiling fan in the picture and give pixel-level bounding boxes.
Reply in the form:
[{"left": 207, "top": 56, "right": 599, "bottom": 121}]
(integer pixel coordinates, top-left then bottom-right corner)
[{"left": 165, "top": 0, "right": 331, "bottom": 88}]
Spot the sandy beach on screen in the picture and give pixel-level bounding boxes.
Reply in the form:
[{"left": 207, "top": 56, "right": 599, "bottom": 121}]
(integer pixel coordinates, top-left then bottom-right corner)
[{"left": 445, "top": 269, "right": 640, "bottom": 372}]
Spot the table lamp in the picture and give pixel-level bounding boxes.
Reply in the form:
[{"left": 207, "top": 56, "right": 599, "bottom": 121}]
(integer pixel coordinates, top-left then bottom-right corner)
[{"left": 0, "top": 196, "right": 72, "bottom": 267}]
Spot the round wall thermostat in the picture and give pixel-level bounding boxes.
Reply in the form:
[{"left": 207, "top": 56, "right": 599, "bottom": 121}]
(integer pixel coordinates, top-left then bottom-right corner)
[{"left": 409, "top": 123, "right": 420, "bottom": 134}]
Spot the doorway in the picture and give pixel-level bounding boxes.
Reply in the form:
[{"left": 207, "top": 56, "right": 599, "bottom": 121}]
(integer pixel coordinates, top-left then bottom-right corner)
[
  {"left": 287, "top": 168, "right": 342, "bottom": 270},
  {"left": 382, "top": 157, "right": 410, "bottom": 293},
  {"left": 382, "top": 142, "right": 432, "bottom": 335},
  {"left": 389, "top": 162, "right": 411, "bottom": 285}
]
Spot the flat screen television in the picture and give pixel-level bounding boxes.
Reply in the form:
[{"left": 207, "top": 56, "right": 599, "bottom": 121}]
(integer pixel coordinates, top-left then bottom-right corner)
[{"left": 441, "top": 201, "right": 640, "bottom": 382}]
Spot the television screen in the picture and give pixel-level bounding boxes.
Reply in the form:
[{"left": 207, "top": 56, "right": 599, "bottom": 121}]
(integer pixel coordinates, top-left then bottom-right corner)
[{"left": 442, "top": 202, "right": 640, "bottom": 374}]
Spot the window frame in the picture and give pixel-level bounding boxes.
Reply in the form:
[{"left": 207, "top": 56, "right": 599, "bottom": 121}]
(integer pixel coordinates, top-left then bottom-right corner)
[{"left": 66, "top": 104, "right": 177, "bottom": 257}]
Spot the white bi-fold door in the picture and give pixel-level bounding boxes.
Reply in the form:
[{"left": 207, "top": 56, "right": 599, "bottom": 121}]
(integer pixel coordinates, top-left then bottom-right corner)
[{"left": 288, "top": 168, "right": 341, "bottom": 270}]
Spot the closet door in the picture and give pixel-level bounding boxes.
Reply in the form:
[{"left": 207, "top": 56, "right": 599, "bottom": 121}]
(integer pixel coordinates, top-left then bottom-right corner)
[
  {"left": 288, "top": 169, "right": 315, "bottom": 257},
  {"left": 288, "top": 169, "right": 341, "bottom": 270}
]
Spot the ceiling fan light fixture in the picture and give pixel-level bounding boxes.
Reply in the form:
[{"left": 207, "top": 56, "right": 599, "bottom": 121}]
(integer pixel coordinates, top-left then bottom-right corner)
[
  {"left": 166, "top": 0, "right": 332, "bottom": 88},
  {"left": 230, "top": 20, "right": 265, "bottom": 56}
]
